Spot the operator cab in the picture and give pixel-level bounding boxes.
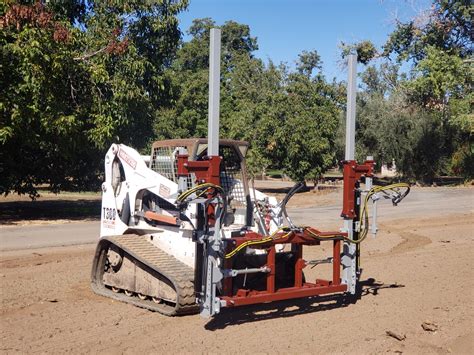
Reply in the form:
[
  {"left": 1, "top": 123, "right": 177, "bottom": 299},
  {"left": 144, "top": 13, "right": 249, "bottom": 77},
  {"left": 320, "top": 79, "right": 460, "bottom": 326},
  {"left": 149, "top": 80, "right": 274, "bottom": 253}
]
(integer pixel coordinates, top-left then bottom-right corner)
[{"left": 149, "top": 139, "right": 252, "bottom": 227}]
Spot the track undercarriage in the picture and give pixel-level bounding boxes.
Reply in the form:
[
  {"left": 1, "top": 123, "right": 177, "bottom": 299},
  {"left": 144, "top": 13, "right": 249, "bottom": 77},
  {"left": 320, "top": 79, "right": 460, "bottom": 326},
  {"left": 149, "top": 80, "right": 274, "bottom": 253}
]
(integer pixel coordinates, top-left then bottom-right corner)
[
  {"left": 91, "top": 234, "right": 198, "bottom": 316},
  {"left": 90, "top": 234, "right": 304, "bottom": 316}
]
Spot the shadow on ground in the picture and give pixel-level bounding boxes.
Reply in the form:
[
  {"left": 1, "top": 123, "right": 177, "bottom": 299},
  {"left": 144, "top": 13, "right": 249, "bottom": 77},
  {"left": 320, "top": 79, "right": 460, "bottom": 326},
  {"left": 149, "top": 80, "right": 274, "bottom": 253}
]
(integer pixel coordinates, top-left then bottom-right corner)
[
  {"left": 204, "top": 278, "right": 404, "bottom": 330},
  {"left": 0, "top": 199, "right": 101, "bottom": 225}
]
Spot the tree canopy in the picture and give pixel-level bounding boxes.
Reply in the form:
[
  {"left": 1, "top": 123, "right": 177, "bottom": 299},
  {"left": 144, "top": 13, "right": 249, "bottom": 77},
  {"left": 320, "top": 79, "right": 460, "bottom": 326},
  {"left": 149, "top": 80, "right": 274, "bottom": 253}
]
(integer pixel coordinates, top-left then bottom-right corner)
[
  {"left": 1, "top": 0, "right": 188, "bottom": 197},
  {"left": 153, "top": 18, "right": 343, "bottom": 182},
  {"left": 342, "top": 0, "right": 473, "bottom": 181},
  {"left": 1, "top": 0, "right": 472, "bottom": 198}
]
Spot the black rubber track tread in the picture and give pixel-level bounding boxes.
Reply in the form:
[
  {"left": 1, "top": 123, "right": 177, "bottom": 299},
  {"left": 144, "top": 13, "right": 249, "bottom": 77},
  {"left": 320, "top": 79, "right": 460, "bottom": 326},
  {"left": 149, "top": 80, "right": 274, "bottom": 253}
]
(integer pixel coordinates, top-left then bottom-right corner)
[{"left": 91, "top": 234, "right": 198, "bottom": 316}]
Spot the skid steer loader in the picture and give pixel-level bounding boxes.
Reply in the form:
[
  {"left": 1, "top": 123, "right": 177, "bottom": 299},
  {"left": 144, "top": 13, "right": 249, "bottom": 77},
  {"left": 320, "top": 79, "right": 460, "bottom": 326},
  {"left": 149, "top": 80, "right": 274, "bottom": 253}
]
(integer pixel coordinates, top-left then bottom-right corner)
[
  {"left": 91, "top": 29, "right": 409, "bottom": 318},
  {"left": 91, "top": 138, "right": 286, "bottom": 315}
]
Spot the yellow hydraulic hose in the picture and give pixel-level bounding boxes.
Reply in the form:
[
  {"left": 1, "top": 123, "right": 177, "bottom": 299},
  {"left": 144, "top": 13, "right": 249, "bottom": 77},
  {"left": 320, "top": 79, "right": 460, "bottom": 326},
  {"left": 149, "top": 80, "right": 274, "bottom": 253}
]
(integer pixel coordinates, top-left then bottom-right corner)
[{"left": 224, "top": 183, "right": 410, "bottom": 259}]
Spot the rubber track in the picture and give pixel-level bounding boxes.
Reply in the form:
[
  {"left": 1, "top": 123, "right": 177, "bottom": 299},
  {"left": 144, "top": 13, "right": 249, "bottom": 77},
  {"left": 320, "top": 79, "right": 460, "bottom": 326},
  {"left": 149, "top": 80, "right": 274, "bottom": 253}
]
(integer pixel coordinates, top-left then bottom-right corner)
[{"left": 91, "top": 234, "right": 198, "bottom": 316}]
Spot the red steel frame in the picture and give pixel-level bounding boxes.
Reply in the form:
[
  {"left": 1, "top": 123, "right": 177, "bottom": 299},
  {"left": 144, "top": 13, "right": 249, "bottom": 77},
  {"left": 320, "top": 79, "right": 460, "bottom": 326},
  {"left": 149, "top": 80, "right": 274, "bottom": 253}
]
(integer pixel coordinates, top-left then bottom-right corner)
[
  {"left": 177, "top": 154, "right": 374, "bottom": 308},
  {"left": 341, "top": 159, "right": 374, "bottom": 218},
  {"left": 177, "top": 153, "right": 222, "bottom": 222},
  {"left": 177, "top": 153, "right": 222, "bottom": 186},
  {"left": 221, "top": 229, "right": 347, "bottom": 307}
]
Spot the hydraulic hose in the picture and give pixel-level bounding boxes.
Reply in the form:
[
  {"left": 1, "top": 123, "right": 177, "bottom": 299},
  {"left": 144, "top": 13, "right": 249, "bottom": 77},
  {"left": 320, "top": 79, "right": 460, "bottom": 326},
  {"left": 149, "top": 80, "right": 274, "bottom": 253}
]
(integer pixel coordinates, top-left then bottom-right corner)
[{"left": 224, "top": 183, "right": 410, "bottom": 259}]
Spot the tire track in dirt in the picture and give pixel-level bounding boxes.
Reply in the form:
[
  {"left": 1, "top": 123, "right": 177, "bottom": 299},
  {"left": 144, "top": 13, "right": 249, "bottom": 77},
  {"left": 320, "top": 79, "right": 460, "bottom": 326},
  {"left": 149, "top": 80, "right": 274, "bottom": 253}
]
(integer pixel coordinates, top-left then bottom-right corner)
[
  {"left": 374, "top": 223, "right": 431, "bottom": 257},
  {"left": 388, "top": 228, "right": 432, "bottom": 254},
  {"left": 0, "top": 248, "right": 93, "bottom": 269},
  {"left": 377, "top": 212, "right": 473, "bottom": 256}
]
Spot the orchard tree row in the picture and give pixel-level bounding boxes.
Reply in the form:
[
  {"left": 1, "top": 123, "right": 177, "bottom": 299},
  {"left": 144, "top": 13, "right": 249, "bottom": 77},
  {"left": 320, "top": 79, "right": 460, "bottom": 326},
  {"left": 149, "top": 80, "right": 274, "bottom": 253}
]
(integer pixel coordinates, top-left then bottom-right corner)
[{"left": 1, "top": 0, "right": 472, "bottom": 197}]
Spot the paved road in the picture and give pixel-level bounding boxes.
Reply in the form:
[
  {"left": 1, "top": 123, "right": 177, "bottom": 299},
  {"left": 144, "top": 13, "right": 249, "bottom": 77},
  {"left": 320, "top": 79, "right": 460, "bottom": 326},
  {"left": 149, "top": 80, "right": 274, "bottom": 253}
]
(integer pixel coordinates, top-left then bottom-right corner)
[
  {"left": 290, "top": 187, "right": 474, "bottom": 228},
  {"left": 0, "top": 187, "right": 472, "bottom": 251},
  {"left": 0, "top": 222, "right": 99, "bottom": 251}
]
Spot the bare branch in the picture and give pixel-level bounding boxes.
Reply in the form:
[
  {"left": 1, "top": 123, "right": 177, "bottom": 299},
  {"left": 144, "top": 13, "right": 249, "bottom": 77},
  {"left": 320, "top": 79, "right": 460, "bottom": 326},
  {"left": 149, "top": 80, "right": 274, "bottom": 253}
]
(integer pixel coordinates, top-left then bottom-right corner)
[{"left": 73, "top": 46, "right": 107, "bottom": 61}]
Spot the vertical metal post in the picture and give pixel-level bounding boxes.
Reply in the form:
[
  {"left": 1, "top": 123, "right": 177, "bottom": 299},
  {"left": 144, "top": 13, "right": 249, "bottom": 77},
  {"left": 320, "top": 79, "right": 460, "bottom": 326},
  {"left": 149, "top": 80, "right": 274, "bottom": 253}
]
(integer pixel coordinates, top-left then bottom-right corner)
[
  {"left": 199, "top": 28, "right": 224, "bottom": 318},
  {"left": 208, "top": 28, "right": 221, "bottom": 157},
  {"left": 365, "top": 157, "right": 378, "bottom": 238},
  {"left": 333, "top": 240, "right": 341, "bottom": 284},
  {"left": 342, "top": 53, "right": 358, "bottom": 294},
  {"left": 345, "top": 54, "right": 357, "bottom": 161}
]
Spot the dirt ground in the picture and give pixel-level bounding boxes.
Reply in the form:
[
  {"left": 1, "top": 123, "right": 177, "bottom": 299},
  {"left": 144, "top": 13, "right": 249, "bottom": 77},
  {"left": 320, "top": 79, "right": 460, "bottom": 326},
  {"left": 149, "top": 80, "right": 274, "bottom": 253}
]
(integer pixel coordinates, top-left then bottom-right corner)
[{"left": 1, "top": 188, "right": 473, "bottom": 354}]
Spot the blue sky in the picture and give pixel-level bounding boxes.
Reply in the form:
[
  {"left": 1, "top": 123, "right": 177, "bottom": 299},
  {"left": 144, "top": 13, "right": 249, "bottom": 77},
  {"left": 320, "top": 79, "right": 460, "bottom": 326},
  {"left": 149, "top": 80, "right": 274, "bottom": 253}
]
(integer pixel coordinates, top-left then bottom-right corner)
[{"left": 178, "top": 0, "right": 431, "bottom": 80}]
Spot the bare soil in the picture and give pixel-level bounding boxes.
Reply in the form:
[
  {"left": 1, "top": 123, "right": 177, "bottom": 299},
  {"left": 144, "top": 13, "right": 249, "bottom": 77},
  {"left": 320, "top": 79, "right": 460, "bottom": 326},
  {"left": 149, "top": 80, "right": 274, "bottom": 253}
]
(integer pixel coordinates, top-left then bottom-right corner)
[{"left": 1, "top": 189, "right": 473, "bottom": 354}]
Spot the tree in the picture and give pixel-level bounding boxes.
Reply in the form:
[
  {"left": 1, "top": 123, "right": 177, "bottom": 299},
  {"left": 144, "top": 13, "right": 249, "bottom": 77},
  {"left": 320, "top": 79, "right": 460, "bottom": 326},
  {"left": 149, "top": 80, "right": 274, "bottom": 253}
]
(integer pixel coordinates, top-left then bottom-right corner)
[
  {"left": 356, "top": 66, "right": 449, "bottom": 182},
  {"left": 155, "top": 20, "right": 343, "bottom": 183},
  {"left": 296, "top": 50, "right": 322, "bottom": 77},
  {"left": 340, "top": 40, "right": 378, "bottom": 65},
  {"left": 277, "top": 67, "right": 342, "bottom": 183},
  {"left": 382, "top": 0, "right": 473, "bottom": 180},
  {"left": 340, "top": 0, "right": 473, "bottom": 181},
  {"left": 154, "top": 18, "right": 260, "bottom": 140},
  {"left": 223, "top": 48, "right": 342, "bottom": 183},
  {"left": 383, "top": 0, "right": 472, "bottom": 62},
  {"left": 0, "top": 1, "right": 188, "bottom": 197}
]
